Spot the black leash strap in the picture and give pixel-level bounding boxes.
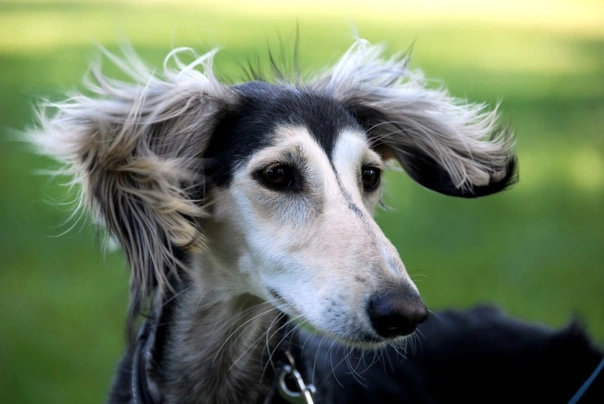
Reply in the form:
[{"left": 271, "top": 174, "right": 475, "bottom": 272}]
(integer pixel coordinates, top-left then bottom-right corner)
[
  {"left": 131, "top": 320, "right": 158, "bottom": 404},
  {"left": 567, "top": 357, "right": 604, "bottom": 404}
]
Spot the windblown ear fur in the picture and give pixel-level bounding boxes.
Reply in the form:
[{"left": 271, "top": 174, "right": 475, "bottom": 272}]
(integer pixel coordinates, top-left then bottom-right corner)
[
  {"left": 308, "top": 39, "right": 517, "bottom": 197},
  {"left": 29, "top": 47, "right": 237, "bottom": 331}
]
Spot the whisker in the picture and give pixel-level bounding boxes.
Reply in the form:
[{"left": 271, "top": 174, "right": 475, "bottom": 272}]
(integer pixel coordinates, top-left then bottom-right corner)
[{"left": 219, "top": 304, "right": 281, "bottom": 368}]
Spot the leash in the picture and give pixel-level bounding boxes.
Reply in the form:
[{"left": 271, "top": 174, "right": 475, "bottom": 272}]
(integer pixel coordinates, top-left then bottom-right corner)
[
  {"left": 131, "top": 319, "right": 159, "bottom": 404},
  {"left": 277, "top": 350, "right": 316, "bottom": 404},
  {"left": 567, "top": 357, "right": 604, "bottom": 404},
  {"left": 270, "top": 316, "right": 317, "bottom": 404}
]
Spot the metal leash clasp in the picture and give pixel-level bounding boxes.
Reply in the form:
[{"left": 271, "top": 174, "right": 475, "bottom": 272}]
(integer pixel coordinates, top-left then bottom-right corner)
[{"left": 278, "top": 351, "right": 316, "bottom": 404}]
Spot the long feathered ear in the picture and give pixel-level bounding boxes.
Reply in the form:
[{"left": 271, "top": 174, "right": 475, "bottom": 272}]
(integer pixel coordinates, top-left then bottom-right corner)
[
  {"left": 29, "top": 47, "right": 237, "bottom": 331},
  {"left": 309, "top": 39, "right": 517, "bottom": 197}
]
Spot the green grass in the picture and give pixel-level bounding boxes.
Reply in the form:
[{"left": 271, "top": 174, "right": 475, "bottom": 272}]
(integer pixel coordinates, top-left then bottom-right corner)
[{"left": 1, "top": 1, "right": 603, "bottom": 403}]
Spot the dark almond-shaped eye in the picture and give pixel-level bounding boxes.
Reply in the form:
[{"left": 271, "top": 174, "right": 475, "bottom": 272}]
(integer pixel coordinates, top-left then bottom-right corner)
[
  {"left": 361, "top": 166, "right": 381, "bottom": 192},
  {"left": 258, "top": 163, "right": 297, "bottom": 190}
]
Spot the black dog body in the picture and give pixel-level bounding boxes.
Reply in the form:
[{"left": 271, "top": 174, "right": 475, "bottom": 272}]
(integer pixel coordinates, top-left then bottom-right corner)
[
  {"left": 307, "top": 305, "right": 603, "bottom": 403},
  {"left": 110, "top": 305, "right": 603, "bottom": 404}
]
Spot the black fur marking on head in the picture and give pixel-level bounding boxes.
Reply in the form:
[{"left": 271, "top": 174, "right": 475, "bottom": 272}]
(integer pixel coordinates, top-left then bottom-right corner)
[
  {"left": 333, "top": 173, "right": 366, "bottom": 220},
  {"left": 205, "top": 82, "right": 361, "bottom": 187}
]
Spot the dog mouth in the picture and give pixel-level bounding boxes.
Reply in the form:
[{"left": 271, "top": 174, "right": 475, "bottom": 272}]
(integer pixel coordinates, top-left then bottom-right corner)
[
  {"left": 267, "top": 288, "right": 394, "bottom": 348},
  {"left": 293, "top": 317, "right": 387, "bottom": 348}
]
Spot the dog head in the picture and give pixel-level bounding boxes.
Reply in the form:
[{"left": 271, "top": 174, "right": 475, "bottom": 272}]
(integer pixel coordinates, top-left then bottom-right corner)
[{"left": 31, "top": 39, "right": 516, "bottom": 346}]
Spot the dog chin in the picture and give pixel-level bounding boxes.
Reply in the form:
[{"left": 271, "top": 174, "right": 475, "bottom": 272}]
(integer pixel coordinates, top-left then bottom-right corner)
[
  {"left": 336, "top": 334, "right": 407, "bottom": 350},
  {"left": 292, "top": 317, "right": 406, "bottom": 350}
]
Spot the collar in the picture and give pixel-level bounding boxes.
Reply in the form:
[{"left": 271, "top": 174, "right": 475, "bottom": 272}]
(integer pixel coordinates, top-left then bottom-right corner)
[
  {"left": 276, "top": 350, "right": 316, "bottom": 404},
  {"left": 264, "top": 318, "right": 317, "bottom": 404},
  {"left": 130, "top": 315, "right": 316, "bottom": 404},
  {"left": 130, "top": 318, "right": 160, "bottom": 404}
]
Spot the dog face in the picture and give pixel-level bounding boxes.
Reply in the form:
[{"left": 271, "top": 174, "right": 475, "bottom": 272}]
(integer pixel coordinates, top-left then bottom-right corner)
[
  {"left": 202, "top": 82, "right": 425, "bottom": 344},
  {"left": 31, "top": 40, "right": 516, "bottom": 345}
]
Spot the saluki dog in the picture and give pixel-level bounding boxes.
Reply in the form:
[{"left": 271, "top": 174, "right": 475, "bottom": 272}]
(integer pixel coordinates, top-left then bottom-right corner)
[{"left": 30, "top": 38, "right": 603, "bottom": 403}]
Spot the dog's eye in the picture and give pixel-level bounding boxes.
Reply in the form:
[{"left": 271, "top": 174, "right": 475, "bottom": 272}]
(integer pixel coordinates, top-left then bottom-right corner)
[
  {"left": 361, "top": 166, "right": 381, "bottom": 192},
  {"left": 259, "top": 163, "right": 296, "bottom": 190}
]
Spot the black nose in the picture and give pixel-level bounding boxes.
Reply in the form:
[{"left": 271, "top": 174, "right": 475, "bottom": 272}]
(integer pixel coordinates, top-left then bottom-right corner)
[{"left": 367, "top": 287, "right": 428, "bottom": 338}]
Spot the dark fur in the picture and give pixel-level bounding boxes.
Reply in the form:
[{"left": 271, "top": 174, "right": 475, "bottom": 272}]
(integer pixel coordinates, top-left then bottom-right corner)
[
  {"left": 306, "top": 305, "right": 603, "bottom": 403},
  {"left": 108, "top": 305, "right": 603, "bottom": 403}
]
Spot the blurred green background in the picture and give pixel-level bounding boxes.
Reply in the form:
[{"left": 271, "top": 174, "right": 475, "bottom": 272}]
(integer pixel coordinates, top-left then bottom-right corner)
[{"left": 1, "top": 0, "right": 602, "bottom": 402}]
